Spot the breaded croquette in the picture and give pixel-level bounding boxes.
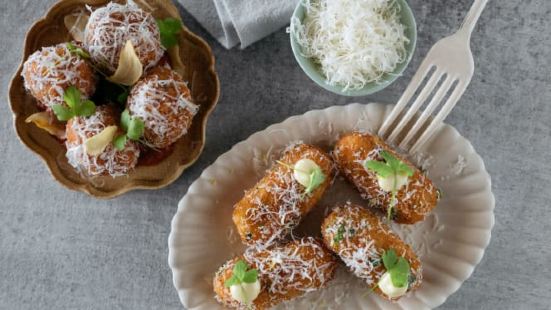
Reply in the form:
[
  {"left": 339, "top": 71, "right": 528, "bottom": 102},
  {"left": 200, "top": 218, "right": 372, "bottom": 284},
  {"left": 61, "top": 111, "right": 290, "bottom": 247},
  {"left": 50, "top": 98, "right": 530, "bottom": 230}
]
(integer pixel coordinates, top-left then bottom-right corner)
[
  {"left": 321, "top": 203, "right": 422, "bottom": 301},
  {"left": 213, "top": 237, "right": 337, "bottom": 309},
  {"left": 233, "top": 143, "right": 335, "bottom": 245},
  {"left": 333, "top": 132, "right": 438, "bottom": 224}
]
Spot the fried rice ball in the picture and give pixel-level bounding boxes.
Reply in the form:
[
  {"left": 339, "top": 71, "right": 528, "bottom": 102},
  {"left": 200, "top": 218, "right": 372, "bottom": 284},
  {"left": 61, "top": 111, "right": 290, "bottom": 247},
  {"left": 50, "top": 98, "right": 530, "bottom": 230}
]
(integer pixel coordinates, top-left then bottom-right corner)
[
  {"left": 127, "top": 66, "right": 198, "bottom": 149},
  {"left": 333, "top": 132, "right": 439, "bottom": 224},
  {"left": 233, "top": 143, "right": 335, "bottom": 246},
  {"left": 21, "top": 42, "right": 96, "bottom": 111},
  {"left": 84, "top": 1, "right": 164, "bottom": 74},
  {"left": 213, "top": 237, "right": 337, "bottom": 309},
  {"left": 321, "top": 203, "right": 422, "bottom": 301},
  {"left": 65, "top": 105, "right": 140, "bottom": 177}
]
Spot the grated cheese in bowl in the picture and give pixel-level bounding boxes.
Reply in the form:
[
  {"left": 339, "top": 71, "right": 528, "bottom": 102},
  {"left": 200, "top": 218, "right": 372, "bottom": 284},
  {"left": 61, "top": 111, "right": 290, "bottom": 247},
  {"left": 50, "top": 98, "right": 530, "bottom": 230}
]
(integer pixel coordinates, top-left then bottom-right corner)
[{"left": 290, "top": 0, "right": 412, "bottom": 92}]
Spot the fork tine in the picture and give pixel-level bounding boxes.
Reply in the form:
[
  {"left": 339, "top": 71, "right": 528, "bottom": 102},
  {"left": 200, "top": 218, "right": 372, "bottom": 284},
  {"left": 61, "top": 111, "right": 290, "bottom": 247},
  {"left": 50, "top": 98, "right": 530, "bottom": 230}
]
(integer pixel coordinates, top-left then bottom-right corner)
[
  {"left": 378, "top": 61, "right": 434, "bottom": 138},
  {"left": 410, "top": 80, "right": 469, "bottom": 153},
  {"left": 399, "top": 76, "right": 456, "bottom": 150},
  {"left": 386, "top": 68, "right": 444, "bottom": 145}
]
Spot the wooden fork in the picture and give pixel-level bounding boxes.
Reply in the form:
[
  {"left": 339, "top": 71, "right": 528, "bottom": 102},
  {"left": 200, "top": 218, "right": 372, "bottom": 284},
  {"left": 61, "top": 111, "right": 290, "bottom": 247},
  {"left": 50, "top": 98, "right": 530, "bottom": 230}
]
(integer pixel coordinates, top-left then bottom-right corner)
[{"left": 378, "top": 0, "right": 489, "bottom": 154}]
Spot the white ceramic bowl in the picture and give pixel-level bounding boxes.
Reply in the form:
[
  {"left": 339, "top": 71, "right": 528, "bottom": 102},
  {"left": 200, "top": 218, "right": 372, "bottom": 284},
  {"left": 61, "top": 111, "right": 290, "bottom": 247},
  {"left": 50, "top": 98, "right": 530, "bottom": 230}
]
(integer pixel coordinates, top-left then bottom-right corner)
[{"left": 168, "top": 103, "right": 495, "bottom": 309}]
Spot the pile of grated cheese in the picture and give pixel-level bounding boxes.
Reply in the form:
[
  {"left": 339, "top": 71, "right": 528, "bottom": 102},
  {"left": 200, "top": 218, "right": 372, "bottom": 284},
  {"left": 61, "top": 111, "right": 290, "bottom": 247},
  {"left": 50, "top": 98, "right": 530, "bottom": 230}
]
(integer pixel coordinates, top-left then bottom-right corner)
[{"left": 291, "top": 0, "right": 409, "bottom": 91}]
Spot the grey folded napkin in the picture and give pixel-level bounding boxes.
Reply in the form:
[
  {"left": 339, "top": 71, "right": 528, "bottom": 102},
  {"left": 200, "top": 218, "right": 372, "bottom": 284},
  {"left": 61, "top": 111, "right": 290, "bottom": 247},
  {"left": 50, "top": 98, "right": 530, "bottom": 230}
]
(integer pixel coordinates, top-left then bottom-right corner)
[{"left": 178, "top": 0, "right": 297, "bottom": 49}]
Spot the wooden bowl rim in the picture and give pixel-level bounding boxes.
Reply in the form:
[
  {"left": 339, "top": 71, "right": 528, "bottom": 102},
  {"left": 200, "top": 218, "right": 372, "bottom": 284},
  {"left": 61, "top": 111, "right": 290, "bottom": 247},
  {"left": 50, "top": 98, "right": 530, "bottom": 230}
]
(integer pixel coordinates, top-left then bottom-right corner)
[{"left": 8, "top": 0, "right": 220, "bottom": 199}]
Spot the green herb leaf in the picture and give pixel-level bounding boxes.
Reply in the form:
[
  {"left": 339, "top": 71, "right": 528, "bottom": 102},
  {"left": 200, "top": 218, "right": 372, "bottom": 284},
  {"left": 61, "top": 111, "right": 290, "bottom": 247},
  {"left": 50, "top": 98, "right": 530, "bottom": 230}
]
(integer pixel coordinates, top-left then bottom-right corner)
[
  {"left": 79, "top": 100, "right": 96, "bottom": 117},
  {"left": 396, "top": 162, "right": 414, "bottom": 177},
  {"left": 224, "top": 260, "right": 258, "bottom": 288},
  {"left": 367, "top": 151, "right": 412, "bottom": 176},
  {"left": 390, "top": 257, "right": 410, "bottom": 288},
  {"left": 380, "top": 151, "right": 399, "bottom": 168},
  {"left": 63, "top": 86, "right": 81, "bottom": 110},
  {"left": 56, "top": 86, "right": 96, "bottom": 121},
  {"left": 304, "top": 165, "right": 326, "bottom": 194},
  {"left": 364, "top": 150, "right": 414, "bottom": 221},
  {"left": 127, "top": 117, "right": 145, "bottom": 141},
  {"left": 233, "top": 260, "right": 247, "bottom": 279},
  {"left": 333, "top": 224, "right": 345, "bottom": 244},
  {"left": 51, "top": 104, "right": 74, "bottom": 121},
  {"left": 113, "top": 135, "right": 127, "bottom": 151},
  {"left": 67, "top": 42, "right": 90, "bottom": 59},
  {"left": 365, "top": 160, "right": 393, "bottom": 178},
  {"left": 381, "top": 249, "right": 411, "bottom": 288},
  {"left": 224, "top": 276, "right": 240, "bottom": 288},
  {"left": 382, "top": 249, "right": 398, "bottom": 270},
  {"left": 242, "top": 270, "right": 258, "bottom": 284},
  {"left": 120, "top": 110, "right": 131, "bottom": 132},
  {"left": 157, "top": 18, "right": 182, "bottom": 48},
  {"left": 119, "top": 110, "right": 144, "bottom": 142}
]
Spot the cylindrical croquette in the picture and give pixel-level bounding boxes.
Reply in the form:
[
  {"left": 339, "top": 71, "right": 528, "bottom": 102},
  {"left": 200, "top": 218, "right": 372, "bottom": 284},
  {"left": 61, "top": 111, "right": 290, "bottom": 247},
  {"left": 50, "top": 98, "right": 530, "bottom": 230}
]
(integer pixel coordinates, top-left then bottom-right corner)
[
  {"left": 333, "top": 132, "right": 438, "bottom": 224},
  {"left": 233, "top": 143, "right": 335, "bottom": 245},
  {"left": 321, "top": 203, "right": 422, "bottom": 301},
  {"left": 213, "top": 237, "right": 337, "bottom": 309}
]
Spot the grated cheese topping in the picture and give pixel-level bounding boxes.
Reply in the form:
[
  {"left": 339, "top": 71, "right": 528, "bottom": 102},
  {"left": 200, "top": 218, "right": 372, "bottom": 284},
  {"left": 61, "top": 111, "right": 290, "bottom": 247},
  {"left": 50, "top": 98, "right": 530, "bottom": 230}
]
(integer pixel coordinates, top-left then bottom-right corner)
[
  {"left": 22, "top": 43, "right": 96, "bottom": 110},
  {"left": 324, "top": 204, "right": 385, "bottom": 286},
  {"left": 241, "top": 143, "right": 333, "bottom": 246},
  {"left": 334, "top": 138, "right": 437, "bottom": 221},
  {"left": 243, "top": 237, "right": 336, "bottom": 303},
  {"left": 84, "top": 0, "right": 164, "bottom": 74},
  {"left": 323, "top": 203, "right": 422, "bottom": 290},
  {"left": 290, "top": 0, "right": 409, "bottom": 90},
  {"left": 65, "top": 105, "right": 140, "bottom": 177},
  {"left": 127, "top": 67, "right": 198, "bottom": 149}
]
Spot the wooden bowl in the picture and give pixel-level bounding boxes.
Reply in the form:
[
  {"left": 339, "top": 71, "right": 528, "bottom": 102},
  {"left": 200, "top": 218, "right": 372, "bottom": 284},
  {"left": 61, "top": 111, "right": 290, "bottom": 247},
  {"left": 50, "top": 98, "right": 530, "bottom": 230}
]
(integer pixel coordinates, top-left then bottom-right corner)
[{"left": 8, "top": 0, "right": 220, "bottom": 198}]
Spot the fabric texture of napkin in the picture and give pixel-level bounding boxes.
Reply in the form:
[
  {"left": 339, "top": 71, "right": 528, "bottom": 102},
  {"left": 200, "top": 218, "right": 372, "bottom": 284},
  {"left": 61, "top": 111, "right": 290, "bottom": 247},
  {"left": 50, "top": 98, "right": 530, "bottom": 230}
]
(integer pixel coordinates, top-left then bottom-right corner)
[{"left": 178, "top": 0, "right": 297, "bottom": 49}]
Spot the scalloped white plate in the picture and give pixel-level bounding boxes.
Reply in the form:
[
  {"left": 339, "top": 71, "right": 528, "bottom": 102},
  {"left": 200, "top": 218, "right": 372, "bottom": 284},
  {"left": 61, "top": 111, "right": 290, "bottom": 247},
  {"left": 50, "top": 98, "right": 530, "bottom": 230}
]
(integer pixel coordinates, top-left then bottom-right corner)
[{"left": 168, "top": 103, "right": 495, "bottom": 310}]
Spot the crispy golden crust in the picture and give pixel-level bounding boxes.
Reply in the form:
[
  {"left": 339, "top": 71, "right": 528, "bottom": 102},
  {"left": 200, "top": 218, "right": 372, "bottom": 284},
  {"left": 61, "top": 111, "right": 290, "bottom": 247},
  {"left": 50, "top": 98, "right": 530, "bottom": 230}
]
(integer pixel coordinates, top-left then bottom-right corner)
[
  {"left": 65, "top": 105, "right": 140, "bottom": 177},
  {"left": 232, "top": 143, "right": 335, "bottom": 246},
  {"left": 22, "top": 43, "right": 96, "bottom": 111},
  {"left": 127, "top": 66, "right": 197, "bottom": 149},
  {"left": 84, "top": 2, "right": 164, "bottom": 74},
  {"left": 333, "top": 132, "right": 438, "bottom": 224},
  {"left": 213, "top": 238, "right": 337, "bottom": 309},
  {"left": 321, "top": 203, "right": 422, "bottom": 301}
]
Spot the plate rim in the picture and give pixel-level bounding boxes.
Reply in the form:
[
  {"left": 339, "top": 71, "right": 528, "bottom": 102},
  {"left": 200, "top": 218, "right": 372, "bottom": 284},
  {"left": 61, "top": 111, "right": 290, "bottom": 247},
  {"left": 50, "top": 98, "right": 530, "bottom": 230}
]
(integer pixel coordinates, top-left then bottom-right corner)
[{"left": 168, "top": 102, "right": 495, "bottom": 309}]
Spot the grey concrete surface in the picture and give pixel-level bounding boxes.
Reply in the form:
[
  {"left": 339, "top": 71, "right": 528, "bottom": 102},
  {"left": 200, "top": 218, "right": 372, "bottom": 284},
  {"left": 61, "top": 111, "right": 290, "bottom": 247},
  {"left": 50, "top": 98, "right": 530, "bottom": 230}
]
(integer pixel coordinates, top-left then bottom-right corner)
[{"left": 1, "top": 0, "right": 550, "bottom": 309}]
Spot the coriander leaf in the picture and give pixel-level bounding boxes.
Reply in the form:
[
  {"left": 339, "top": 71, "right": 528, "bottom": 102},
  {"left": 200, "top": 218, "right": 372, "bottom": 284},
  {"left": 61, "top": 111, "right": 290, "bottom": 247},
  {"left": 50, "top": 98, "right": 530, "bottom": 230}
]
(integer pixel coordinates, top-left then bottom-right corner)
[
  {"left": 333, "top": 224, "right": 345, "bottom": 244},
  {"left": 242, "top": 269, "right": 258, "bottom": 284},
  {"left": 63, "top": 86, "right": 81, "bottom": 110},
  {"left": 79, "top": 99, "right": 96, "bottom": 117},
  {"left": 127, "top": 117, "right": 145, "bottom": 141},
  {"left": 397, "top": 162, "right": 414, "bottom": 177},
  {"left": 121, "top": 110, "right": 131, "bottom": 132},
  {"left": 305, "top": 166, "right": 325, "bottom": 194},
  {"left": 157, "top": 18, "right": 182, "bottom": 48},
  {"left": 224, "top": 276, "right": 240, "bottom": 288},
  {"left": 382, "top": 249, "right": 398, "bottom": 270},
  {"left": 390, "top": 257, "right": 410, "bottom": 288},
  {"left": 365, "top": 160, "right": 393, "bottom": 178},
  {"left": 380, "top": 151, "right": 400, "bottom": 168},
  {"left": 52, "top": 104, "right": 74, "bottom": 121},
  {"left": 61, "top": 86, "right": 96, "bottom": 119},
  {"left": 113, "top": 135, "right": 127, "bottom": 151},
  {"left": 232, "top": 260, "right": 248, "bottom": 280}
]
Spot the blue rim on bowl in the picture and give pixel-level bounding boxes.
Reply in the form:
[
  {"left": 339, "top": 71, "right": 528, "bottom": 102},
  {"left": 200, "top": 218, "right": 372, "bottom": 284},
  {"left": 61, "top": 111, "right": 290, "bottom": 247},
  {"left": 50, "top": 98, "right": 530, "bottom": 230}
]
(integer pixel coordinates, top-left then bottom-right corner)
[{"left": 290, "top": 0, "right": 417, "bottom": 97}]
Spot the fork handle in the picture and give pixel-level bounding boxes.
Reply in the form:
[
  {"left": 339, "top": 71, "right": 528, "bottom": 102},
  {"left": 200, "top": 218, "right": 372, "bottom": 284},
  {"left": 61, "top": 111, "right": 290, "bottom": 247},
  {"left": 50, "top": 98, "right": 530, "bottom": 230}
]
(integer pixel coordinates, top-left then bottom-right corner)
[{"left": 460, "top": 0, "right": 489, "bottom": 37}]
